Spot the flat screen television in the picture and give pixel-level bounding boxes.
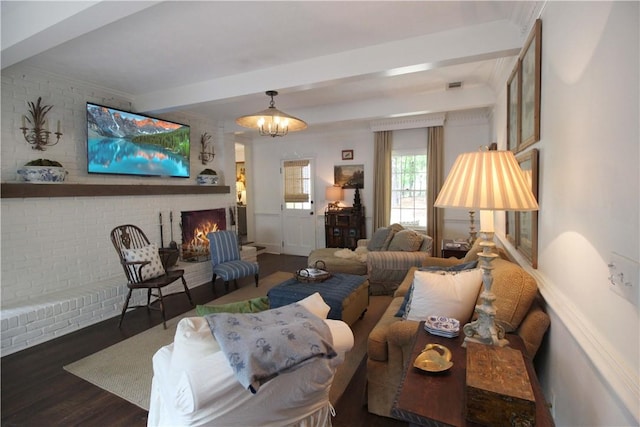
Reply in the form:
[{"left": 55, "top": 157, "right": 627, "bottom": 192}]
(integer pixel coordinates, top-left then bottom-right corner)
[{"left": 86, "top": 102, "right": 190, "bottom": 178}]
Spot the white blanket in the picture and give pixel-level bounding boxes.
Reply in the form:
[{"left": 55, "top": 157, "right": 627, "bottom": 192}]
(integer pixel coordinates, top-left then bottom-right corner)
[{"left": 333, "top": 246, "right": 368, "bottom": 263}]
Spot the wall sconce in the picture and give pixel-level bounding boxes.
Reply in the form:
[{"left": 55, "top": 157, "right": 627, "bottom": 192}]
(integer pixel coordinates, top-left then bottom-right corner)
[
  {"left": 20, "top": 97, "right": 62, "bottom": 151},
  {"left": 198, "top": 132, "right": 215, "bottom": 164}
]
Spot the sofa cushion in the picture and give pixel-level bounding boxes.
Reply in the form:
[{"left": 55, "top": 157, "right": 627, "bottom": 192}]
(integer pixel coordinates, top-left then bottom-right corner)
[
  {"left": 387, "top": 229, "right": 424, "bottom": 252},
  {"left": 381, "top": 223, "right": 404, "bottom": 250},
  {"left": 368, "top": 227, "right": 393, "bottom": 251},
  {"left": 307, "top": 247, "right": 367, "bottom": 275},
  {"left": 395, "top": 260, "right": 479, "bottom": 317},
  {"left": 297, "top": 292, "right": 332, "bottom": 319},
  {"left": 404, "top": 269, "right": 482, "bottom": 322},
  {"left": 171, "top": 317, "right": 221, "bottom": 372}
]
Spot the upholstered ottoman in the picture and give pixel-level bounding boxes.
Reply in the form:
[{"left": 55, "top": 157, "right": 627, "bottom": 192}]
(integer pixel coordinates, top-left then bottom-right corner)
[
  {"left": 307, "top": 248, "right": 367, "bottom": 276},
  {"left": 267, "top": 273, "right": 369, "bottom": 326}
]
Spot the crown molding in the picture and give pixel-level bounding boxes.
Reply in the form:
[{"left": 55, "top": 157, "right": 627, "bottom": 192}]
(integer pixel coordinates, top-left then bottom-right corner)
[
  {"left": 445, "top": 108, "right": 492, "bottom": 126},
  {"left": 369, "top": 113, "right": 445, "bottom": 132}
]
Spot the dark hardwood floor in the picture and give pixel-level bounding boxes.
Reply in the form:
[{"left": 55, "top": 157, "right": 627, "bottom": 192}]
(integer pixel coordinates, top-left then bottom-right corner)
[{"left": 1, "top": 253, "right": 406, "bottom": 427}]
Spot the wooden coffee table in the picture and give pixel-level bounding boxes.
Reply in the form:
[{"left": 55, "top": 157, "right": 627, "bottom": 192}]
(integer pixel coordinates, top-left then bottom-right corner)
[{"left": 391, "top": 323, "right": 554, "bottom": 426}]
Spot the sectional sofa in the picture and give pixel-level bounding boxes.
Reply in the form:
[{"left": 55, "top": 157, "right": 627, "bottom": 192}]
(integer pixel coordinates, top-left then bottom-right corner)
[{"left": 366, "top": 240, "right": 551, "bottom": 417}]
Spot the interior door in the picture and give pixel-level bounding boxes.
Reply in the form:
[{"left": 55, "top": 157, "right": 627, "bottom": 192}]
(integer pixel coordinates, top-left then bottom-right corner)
[{"left": 281, "top": 158, "right": 316, "bottom": 256}]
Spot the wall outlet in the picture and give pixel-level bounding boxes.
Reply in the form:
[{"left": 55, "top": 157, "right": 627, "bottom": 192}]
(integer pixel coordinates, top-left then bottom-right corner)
[{"left": 608, "top": 252, "right": 640, "bottom": 307}]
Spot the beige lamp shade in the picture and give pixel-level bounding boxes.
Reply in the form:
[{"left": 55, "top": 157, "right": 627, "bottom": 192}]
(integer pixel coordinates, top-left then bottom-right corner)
[
  {"left": 434, "top": 150, "right": 539, "bottom": 212},
  {"left": 325, "top": 186, "right": 344, "bottom": 202}
]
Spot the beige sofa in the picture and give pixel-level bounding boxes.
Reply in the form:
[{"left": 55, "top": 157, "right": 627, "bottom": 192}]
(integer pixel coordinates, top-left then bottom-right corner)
[
  {"left": 308, "top": 224, "right": 434, "bottom": 295},
  {"left": 366, "top": 242, "right": 550, "bottom": 418}
]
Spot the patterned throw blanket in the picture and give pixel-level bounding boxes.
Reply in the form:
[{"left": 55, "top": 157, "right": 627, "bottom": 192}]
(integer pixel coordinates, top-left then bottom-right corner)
[{"left": 205, "top": 303, "right": 337, "bottom": 394}]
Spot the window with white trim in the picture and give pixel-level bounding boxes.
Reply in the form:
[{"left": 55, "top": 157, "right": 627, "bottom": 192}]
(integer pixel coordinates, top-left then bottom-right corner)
[
  {"left": 390, "top": 149, "right": 427, "bottom": 229},
  {"left": 283, "top": 159, "right": 311, "bottom": 209}
]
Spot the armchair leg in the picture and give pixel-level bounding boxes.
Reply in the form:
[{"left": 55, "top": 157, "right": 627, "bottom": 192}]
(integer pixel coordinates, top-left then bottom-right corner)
[
  {"left": 146, "top": 289, "right": 152, "bottom": 311},
  {"left": 118, "top": 289, "right": 133, "bottom": 328},
  {"left": 211, "top": 273, "right": 218, "bottom": 297},
  {"left": 254, "top": 273, "right": 259, "bottom": 287}
]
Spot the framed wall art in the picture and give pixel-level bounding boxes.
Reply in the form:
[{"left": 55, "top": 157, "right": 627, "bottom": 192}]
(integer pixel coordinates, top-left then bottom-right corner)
[
  {"left": 518, "top": 19, "right": 542, "bottom": 151},
  {"left": 515, "top": 149, "right": 539, "bottom": 268},
  {"left": 334, "top": 164, "right": 364, "bottom": 189},
  {"left": 506, "top": 62, "right": 520, "bottom": 152},
  {"left": 341, "top": 149, "right": 354, "bottom": 160}
]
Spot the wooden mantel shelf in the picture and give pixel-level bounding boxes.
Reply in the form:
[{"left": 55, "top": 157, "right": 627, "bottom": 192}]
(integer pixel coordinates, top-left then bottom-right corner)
[{"left": 1, "top": 183, "right": 231, "bottom": 198}]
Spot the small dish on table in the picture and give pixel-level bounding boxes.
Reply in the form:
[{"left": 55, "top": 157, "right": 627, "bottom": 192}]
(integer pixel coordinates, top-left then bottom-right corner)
[{"left": 413, "top": 343, "right": 453, "bottom": 373}]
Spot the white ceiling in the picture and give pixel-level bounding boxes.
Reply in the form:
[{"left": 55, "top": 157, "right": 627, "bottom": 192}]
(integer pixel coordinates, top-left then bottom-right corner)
[{"left": 1, "top": 1, "right": 542, "bottom": 135}]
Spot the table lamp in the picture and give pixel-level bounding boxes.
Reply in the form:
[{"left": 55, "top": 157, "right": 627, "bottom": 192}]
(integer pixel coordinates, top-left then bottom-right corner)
[
  {"left": 325, "top": 185, "right": 344, "bottom": 210},
  {"left": 434, "top": 147, "right": 539, "bottom": 347}
]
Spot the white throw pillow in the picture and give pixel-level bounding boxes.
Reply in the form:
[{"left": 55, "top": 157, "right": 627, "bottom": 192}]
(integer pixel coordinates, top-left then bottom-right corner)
[
  {"left": 404, "top": 269, "right": 483, "bottom": 322},
  {"left": 121, "top": 243, "right": 165, "bottom": 282},
  {"left": 298, "top": 292, "right": 331, "bottom": 319}
]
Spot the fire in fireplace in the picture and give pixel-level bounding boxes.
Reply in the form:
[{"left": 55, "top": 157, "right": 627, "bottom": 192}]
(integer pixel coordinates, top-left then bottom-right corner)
[{"left": 181, "top": 208, "right": 226, "bottom": 262}]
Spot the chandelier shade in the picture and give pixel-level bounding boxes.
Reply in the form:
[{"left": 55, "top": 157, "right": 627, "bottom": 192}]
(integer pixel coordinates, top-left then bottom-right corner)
[{"left": 235, "top": 90, "right": 307, "bottom": 137}]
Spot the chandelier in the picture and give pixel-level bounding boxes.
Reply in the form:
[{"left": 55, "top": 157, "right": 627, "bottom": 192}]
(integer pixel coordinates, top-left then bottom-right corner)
[{"left": 235, "top": 90, "right": 307, "bottom": 137}]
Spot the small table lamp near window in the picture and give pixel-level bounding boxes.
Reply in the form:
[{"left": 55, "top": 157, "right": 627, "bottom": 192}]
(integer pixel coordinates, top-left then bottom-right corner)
[
  {"left": 434, "top": 147, "right": 539, "bottom": 347},
  {"left": 325, "top": 185, "right": 344, "bottom": 210}
]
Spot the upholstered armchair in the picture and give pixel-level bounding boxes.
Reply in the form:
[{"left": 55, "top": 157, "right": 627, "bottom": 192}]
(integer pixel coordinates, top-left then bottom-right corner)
[{"left": 207, "top": 230, "right": 259, "bottom": 295}]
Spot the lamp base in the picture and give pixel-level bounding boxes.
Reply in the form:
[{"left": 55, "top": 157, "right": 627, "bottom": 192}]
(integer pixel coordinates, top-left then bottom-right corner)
[{"left": 462, "top": 231, "right": 508, "bottom": 348}]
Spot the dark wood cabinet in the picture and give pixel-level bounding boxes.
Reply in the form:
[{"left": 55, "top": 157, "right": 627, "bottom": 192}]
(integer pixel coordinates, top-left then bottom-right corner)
[{"left": 325, "top": 207, "right": 366, "bottom": 249}]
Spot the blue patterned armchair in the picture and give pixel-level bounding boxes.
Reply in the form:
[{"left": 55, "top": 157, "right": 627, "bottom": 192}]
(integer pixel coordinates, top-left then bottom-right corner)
[{"left": 207, "top": 230, "right": 259, "bottom": 295}]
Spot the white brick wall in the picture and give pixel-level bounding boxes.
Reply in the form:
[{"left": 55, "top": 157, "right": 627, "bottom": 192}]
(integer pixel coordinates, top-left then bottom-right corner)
[{"left": 1, "top": 65, "right": 235, "bottom": 356}]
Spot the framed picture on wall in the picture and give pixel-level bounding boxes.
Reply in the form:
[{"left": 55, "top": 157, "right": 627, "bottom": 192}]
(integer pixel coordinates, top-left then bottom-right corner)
[
  {"left": 506, "top": 62, "right": 520, "bottom": 152},
  {"left": 515, "top": 149, "right": 539, "bottom": 268},
  {"left": 341, "top": 149, "right": 354, "bottom": 160},
  {"left": 518, "top": 19, "right": 542, "bottom": 152},
  {"left": 334, "top": 164, "right": 364, "bottom": 189}
]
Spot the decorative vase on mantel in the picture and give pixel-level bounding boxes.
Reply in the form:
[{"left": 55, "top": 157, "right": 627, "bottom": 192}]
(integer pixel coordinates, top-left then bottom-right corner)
[
  {"left": 196, "top": 168, "right": 219, "bottom": 185},
  {"left": 17, "top": 159, "right": 67, "bottom": 183}
]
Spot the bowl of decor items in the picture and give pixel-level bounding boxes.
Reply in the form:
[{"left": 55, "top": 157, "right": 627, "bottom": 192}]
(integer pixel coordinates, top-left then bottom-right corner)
[
  {"left": 17, "top": 159, "right": 67, "bottom": 183},
  {"left": 196, "top": 168, "right": 219, "bottom": 185}
]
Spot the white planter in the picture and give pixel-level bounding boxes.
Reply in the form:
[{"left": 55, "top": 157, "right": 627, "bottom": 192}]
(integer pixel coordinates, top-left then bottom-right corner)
[
  {"left": 17, "top": 166, "right": 67, "bottom": 183},
  {"left": 196, "top": 174, "right": 219, "bottom": 185}
]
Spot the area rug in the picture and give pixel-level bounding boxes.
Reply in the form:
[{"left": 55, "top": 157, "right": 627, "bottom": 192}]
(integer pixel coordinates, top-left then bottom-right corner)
[{"left": 64, "top": 272, "right": 391, "bottom": 411}]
